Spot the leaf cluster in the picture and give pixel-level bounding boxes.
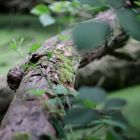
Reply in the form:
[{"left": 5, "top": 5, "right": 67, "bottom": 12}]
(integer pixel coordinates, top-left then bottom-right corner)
[{"left": 74, "top": 0, "right": 140, "bottom": 52}]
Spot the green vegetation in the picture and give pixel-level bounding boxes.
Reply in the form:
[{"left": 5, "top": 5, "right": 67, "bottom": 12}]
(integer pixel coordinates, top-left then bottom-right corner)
[
  {"left": 0, "top": 14, "right": 61, "bottom": 74},
  {"left": 110, "top": 85, "right": 140, "bottom": 134},
  {"left": 12, "top": 132, "right": 30, "bottom": 140}
]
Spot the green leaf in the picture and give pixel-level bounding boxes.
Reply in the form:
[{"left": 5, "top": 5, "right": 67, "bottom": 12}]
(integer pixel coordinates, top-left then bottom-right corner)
[
  {"left": 137, "top": 15, "right": 140, "bottom": 20},
  {"left": 52, "top": 117, "right": 67, "bottom": 139},
  {"left": 39, "top": 14, "right": 55, "bottom": 27},
  {"left": 78, "top": 87, "right": 106, "bottom": 104},
  {"left": 29, "top": 43, "right": 41, "bottom": 53},
  {"left": 134, "top": 1, "right": 140, "bottom": 6},
  {"left": 104, "top": 98, "right": 126, "bottom": 109},
  {"left": 117, "top": 8, "right": 140, "bottom": 41},
  {"left": 49, "top": 1, "right": 74, "bottom": 13},
  {"left": 106, "top": 130, "right": 124, "bottom": 140},
  {"left": 64, "top": 107, "right": 100, "bottom": 125},
  {"left": 100, "top": 119, "right": 127, "bottom": 130},
  {"left": 78, "top": 0, "right": 105, "bottom": 7},
  {"left": 106, "top": 0, "right": 124, "bottom": 8},
  {"left": 31, "top": 4, "right": 50, "bottom": 16},
  {"left": 109, "top": 85, "right": 140, "bottom": 131},
  {"left": 105, "top": 110, "right": 128, "bottom": 129},
  {"left": 29, "top": 89, "right": 45, "bottom": 96},
  {"left": 73, "top": 21, "right": 112, "bottom": 51},
  {"left": 81, "top": 100, "right": 96, "bottom": 109},
  {"left": 46, "top": 98, "right": 61, "bottom": 107},
  {"left": 10, "top": 41, "right": 17, "bottom": 50},
  {"left": 54, "top": 85, "right": 69, "bottom": 95}
]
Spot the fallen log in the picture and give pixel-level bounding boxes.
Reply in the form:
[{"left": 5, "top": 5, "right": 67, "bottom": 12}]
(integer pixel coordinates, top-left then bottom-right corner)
[
  {"left": 1, "top": 9, "right": 140, "bottom": 140},
  {"left": 0, "top": 32, "right": 79, "bottom": 140}
]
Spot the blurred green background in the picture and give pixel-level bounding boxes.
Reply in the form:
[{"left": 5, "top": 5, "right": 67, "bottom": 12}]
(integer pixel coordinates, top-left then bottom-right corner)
[{"left": 0, "top": 14, "right": 61, "bottom": 74}]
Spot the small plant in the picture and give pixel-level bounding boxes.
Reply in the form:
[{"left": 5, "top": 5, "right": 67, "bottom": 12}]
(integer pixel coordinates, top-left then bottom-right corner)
[
  {"left": 10, "top": 38, "right": 25, "bottom": 58},
  {"left": 61, "top": 87, "right": 127, "bottom": 140}
]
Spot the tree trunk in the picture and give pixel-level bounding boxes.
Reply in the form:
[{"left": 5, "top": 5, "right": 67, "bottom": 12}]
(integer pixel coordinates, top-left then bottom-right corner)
[{"left": 0, "top": 31, "right": 79, "bottom": 140}]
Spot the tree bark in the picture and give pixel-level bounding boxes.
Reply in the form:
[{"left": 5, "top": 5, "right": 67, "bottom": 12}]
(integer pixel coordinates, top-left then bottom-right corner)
[{"left": 0, "top": 76, "right": 15, "bottom": 124}]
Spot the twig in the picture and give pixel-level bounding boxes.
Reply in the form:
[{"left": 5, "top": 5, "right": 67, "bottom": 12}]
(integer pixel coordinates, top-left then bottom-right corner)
[{"left": 79, "top": 31, "right": 129, "bottom": 68}]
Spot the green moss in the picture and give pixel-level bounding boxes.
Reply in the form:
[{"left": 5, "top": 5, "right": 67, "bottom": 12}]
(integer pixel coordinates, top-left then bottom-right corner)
[
  {"left": 12, "top": 132, "right": 30, "bottom": 140},
  {"left": 58, "top": 33, "right": 71, "bottom": 41},
  {"left": 55, "top": 51, "right": 75, "bottom": 83}
]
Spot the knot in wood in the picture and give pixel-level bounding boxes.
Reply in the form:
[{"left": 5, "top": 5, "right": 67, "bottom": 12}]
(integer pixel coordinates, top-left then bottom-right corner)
[
  {"left": 30, "top": 53, "right": 44, "bottom": 63},
  {"left": 7, "top": 66, "right": 24, "bottom": 91}
]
